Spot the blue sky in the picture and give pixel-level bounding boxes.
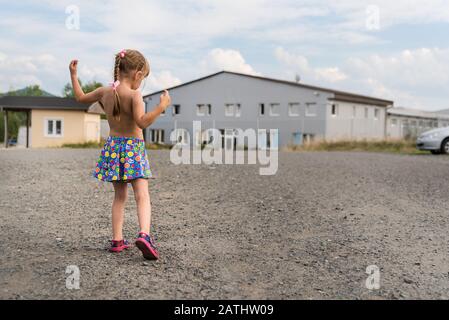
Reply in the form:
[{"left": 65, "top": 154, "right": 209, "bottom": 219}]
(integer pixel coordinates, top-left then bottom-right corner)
[{"left": 0, "top": 0, "right": 448, "bottom": 110}]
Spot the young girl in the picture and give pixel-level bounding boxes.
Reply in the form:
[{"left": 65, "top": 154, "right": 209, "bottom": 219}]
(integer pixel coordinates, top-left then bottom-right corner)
[{"left": 69, "top": 49, "right": 171, "bottom": 260}]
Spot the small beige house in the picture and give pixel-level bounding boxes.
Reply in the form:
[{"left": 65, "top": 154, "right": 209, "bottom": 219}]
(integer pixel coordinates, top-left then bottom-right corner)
[{"left": 0, "top": 96, "right": 103, "bottom": 148}]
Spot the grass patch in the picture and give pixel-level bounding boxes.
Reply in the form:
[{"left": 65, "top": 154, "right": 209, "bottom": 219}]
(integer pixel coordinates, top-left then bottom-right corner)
[
  {"left": 285, "top": 139, "right": 428, "bottom": 155},
  {"left": 61, "top": 140, "right": 105, "bottom": 148},
  {"left": 145, "top": 143, "right": 173, "bottom": 150}
]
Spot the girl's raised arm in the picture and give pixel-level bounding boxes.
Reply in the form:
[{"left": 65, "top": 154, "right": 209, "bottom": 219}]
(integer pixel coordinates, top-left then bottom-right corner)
[
  {"left": 69, "top": 59, "right": 105, "bottom": 104},
  {"left": 132, "top": 89, "right": 171, "bottom": 129}
]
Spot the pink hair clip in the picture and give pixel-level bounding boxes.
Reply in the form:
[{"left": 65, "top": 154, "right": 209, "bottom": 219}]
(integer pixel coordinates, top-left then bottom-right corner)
[
  {"left": 119, "top": 49, "right": 126, "bottom": 58},
  {"left": 110, "top": 80, "right": 120, "bottom": 90}
]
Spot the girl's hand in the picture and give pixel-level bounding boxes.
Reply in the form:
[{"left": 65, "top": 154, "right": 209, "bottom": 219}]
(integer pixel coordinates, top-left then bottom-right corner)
[
  {"left": 159, "top": 89, "right": 171, "bottom": 109},
  {"left": 69, "top": 60, "right": 78, "bottom": 76}
]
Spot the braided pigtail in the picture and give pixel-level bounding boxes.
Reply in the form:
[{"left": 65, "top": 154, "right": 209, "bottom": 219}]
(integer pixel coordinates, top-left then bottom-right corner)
[{"left": 112, "top": 54, "right": 121, "bottom": 121}]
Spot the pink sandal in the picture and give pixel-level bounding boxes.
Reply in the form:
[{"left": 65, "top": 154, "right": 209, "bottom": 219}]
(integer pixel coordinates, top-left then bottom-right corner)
[
  {"left": 135, "top": 232, "right": 159, "bottom": 260},
  {"left": 109, "top": 239, "right": 130, "bottom": 253}
]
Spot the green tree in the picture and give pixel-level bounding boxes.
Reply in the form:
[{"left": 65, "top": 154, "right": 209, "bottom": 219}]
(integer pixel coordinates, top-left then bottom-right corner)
[{"left": 62, "top": 80, "right": 103, "bottom": 97}]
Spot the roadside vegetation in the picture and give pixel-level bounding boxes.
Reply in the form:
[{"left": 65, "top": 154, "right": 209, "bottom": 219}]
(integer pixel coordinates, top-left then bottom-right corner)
[{"left": 285, "top": 138, "right": 429, "bottom": 155}]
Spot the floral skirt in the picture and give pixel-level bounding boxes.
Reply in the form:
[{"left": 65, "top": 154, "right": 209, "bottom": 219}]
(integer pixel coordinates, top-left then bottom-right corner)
[{"left": 93, "top": 136, "right": 153, "bottom": 183}]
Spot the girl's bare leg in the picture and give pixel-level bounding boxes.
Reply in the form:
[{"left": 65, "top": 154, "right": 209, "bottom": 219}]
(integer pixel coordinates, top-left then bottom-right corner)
[
  {"left": 112, "top": 182, "right": 128, "bottom": 240},
  {"left": 130, "top": 178, "right": 151, "bottom": 235}
]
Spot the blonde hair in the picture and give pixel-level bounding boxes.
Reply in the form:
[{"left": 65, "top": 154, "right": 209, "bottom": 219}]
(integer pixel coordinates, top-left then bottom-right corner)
[{"left": 112, "top": 49, "right": 150, "bottom": 120}]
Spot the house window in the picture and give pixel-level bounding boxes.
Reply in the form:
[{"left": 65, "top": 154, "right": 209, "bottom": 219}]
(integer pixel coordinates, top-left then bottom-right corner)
[
  {"left": 45, "top": 118, "right": 63, "bottom": 137},
  {"left": 149, "top": 129, "right": 165, "bottom": 144},
  {"left": 374, "top": 108, "right": 379, "bottom": 120},
  {"left": 305, "top": 103, "right": 317, "bottom": 117},
  {"left": 173, "top": 104, "right": 180, "bottom": 115},
  {"left": 225, "top": 103, "right": 241, "bottom": 117},
  {"left": 364, "top": 107, "right": 369, "bottom": 118},
  {"left": 197, "top": 104, "right": 211, "bottom": 116},
  {"left": 288, "top": 103, "right": 300, "bottom": 117},
  {"left": 259, "top": 103, "right": 265, "bottom": 116},
  {"left": 352, "top": 106, "right": 357, "bottom": 118},
  {"left": 269, "top": 103, "right": 280, "bottom": 116},
  {"left": 331, "top": 104, "right": 338, "bottom": 116},
  {"left": 391, "top": 119, "right": 397, "bottom": 126}
]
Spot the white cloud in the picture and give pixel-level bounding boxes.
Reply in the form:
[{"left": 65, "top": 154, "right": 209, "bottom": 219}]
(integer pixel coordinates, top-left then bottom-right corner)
[
  {"left": 346, "top": 48, "right": 449, "bottom": 89},
  {"left": 343, "top": 47, "right": 449, "bottom": 110},
  {"left": 144, "top": 70, "right": 182, "bottom": 94},
  {"left": 199, "top": 48, "right": 260, "bottom": 75},
  {"left": 275, "top": 46, "right": 449, "bottom": 110},
  {"left": 275, "top": 46, "right": 347, "bottom": 83},
  {"left": 1, "top": 0, "right": 449, "bottom": 109},
  {"left": 0, "top": 52, "right": 59, "bottom": 92}
]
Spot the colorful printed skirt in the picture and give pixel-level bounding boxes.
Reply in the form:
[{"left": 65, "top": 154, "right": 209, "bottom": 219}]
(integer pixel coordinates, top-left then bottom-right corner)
[{"left": 93, "top": 136, "right": 153, "bottom": 183}]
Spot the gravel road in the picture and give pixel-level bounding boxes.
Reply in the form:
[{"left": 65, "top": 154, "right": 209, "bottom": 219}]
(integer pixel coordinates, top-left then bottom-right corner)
[{"left": 1, "top": 148, "right": 449, "bottom": 299}]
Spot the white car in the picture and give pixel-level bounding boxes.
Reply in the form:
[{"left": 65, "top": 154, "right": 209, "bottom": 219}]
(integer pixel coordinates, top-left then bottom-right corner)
[{"left": 416, "top": 127, "right": 449, "bottom": 154}]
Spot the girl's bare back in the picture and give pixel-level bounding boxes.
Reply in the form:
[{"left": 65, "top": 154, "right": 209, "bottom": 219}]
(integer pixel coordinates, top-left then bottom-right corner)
[{"left": 101, "top": 86, "right": 143, "bottom": 139}]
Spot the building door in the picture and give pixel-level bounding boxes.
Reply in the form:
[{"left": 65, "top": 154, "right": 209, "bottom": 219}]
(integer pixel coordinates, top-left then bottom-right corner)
[{"left": 293, "top": 132, "right": 302, "bottom": 145}]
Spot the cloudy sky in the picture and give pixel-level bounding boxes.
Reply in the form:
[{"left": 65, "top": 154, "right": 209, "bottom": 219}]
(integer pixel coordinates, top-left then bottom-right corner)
[{"left": 0, "top": 0, "right": 448, "bottom": 110}]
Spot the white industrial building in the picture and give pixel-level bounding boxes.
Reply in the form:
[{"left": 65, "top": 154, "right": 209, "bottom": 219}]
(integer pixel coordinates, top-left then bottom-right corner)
[{"left": 143, "top": 71, "right": 393, "bottom": 148}]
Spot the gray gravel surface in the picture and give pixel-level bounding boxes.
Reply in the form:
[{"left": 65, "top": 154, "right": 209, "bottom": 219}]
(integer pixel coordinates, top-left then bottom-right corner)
[{"left": 1, "top": 148, "right": 449, "bottom": 299}]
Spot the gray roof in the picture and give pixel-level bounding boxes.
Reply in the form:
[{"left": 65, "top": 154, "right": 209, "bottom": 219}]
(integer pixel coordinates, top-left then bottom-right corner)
[
  {"left": 0, "top": 96, "right": 101, "bottom": 114},
  {"left": 436, "top": 108, "right": 449, "bottom": 115},
  {"left": 387, "top": 107, "right": 449, "bottom": 120},
  {"left": 144, "top": 70, "right": 394, "bottom": 107}
]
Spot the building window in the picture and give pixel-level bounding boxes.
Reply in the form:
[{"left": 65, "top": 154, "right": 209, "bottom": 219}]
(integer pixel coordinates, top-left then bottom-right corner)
[
  {"left": 235, "top": 104, "right": 241, "bottom": 117},
  {"left": 173, "top": 104, "right": 180, "bottom": 115},
  {"left": 197, "top": 104, "right": 211, "bottom": 116},
  {"left": 149, "top": 129, "right": 165, "bottom": 144},
  {"left": 391, "top": 118, "right": 397, "bottom": 126},
  {"left": 288, "top": 103, "right": 300, "bottom": 117},
  {"left": 352, "top": 106, "right": 356, "bottom": 118},
  {"left": 364, "top": 107, "right": 369, "bottom": 119},
  {"left": 374, "top": 108, "right": 379, "bottom": 120},
  {"left": 225, "top": 103, "right": 241, "bottom": 117},
  {"left": 259, "top": 103, "right": 265, "bottom": 116},
  {"left": 331, "top": 104, "right": 338, "bottom": 116},
  {"left": 269, "top": 103, "right": 280, "bottom": 116},
  {"left": 305, "top": 103, "right": 317, "bottom": 117},
  {"left": 302, "top": 133, "right": 315, "bottom": 144},
  {"left": 45, "top": 118, "right": 63, "bottom": 137}
]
